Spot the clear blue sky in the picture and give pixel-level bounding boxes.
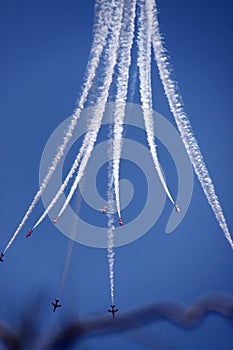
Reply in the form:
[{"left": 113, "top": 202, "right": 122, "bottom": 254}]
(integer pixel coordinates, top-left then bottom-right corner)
[{"left": 0, "top": 1, "right": 233, "bottom": 349}]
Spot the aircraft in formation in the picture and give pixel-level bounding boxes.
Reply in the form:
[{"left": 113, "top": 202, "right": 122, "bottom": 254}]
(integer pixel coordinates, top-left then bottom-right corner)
[
  {"left": 51, "top": 202, "right": 179, "bottom": 229},
  {"left": 118, "top": 218, "right": 123, "bottom": 226},
  {"left": 99, "top": 206, "right": 124, "bottom": 226},
  {"left": 53, "top": 217, "right": 60, "bottom": 224},
  {"left": 26, "top": 228, "right": 33, "bottom": 238},
  {"left": 51, "top": 299, "right": 61, "bottom": 312},
  {"left": 99, "top": 206, "right": 107, "bottom": 214},
  {"left": 1, "top": 199, "right": 180, "bottom": 318},
  {"left": 108, "top": 305, "right": 119, "bottom": 318}
]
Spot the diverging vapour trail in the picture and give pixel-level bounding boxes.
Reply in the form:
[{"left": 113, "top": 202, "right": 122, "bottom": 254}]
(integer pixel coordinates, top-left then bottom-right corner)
[
  {"left": 149, "top": 0, "right": 233, "bottom": 248},
  {"left": 33, "top": 122, "right": 94, "bottom": 230},
  {"left": 3, "top": 0, "right": 113, "bottom": 253},
  {"left": 56, "top": 0, "right": 125, "bottom": 219},
  {"left": 33, "top": 0, "right": 124, "bottom": 228},
  {"left": 113, "top": 0, "right": 137, "bottom": 219},
  {"left": 137, "top": 0, "right": 176, "bottom": 207},
  {"left": 55, "top": 0, "right": 125, "bottom": 307}
]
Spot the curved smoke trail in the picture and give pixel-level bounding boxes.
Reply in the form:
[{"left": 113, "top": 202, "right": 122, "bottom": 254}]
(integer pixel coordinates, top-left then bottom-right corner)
[
  {"left": 57, "top": 0, "right": 125, "bottom": 219},
  {"left": 149, "top": 0, "right": 233, "bottom": 247},
  {"left": 137, "top": 0, "right": 175, "bottom": 207},
  {"left": 113, "top": 0, "right": 137, "bottom": 219},
  {"left": 3, "top": 0, "right": 113, "bottom": 253},
  {"left": 33, "top": 124, "right": 93, "bottom": 230}
]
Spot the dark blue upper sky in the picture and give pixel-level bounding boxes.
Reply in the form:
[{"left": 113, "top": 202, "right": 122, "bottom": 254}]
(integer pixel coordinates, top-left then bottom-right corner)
[{"left": 0, "top": 1, "right": 233, "bottom": 349}]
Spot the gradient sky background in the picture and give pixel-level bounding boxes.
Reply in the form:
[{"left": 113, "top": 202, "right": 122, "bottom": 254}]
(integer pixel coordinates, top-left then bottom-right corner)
[{"left": 0, "top": 1, "right": 233, "bottom": 349}]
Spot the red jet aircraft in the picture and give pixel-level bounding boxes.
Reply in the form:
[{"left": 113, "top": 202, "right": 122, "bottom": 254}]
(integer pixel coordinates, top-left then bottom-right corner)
[
  {"left": 26, "top": 228, "right": 33, "bottom": 238},
  {"left": 118, "top": 218, "right": 123, "bottom": 226}
]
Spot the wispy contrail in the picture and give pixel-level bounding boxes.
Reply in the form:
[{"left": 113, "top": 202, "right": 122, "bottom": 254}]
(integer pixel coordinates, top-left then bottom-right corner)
[
  {"left": 128, "top": 63, "right": 138, "bottom": 104},
  {"left": 3, "top": 0, "right": 113, "bottom": 253},
  {"left": 58, "top": 181, "right": 84, "bottom": 298},
  {"left": 149, "top": 0, "right": 233, "bottom": 247},
  {"left": 113, "top": 0, "right": 137, "bottom": 218},
  {"left": 137, "top": 0, "right": 175, "bottom": 207}
]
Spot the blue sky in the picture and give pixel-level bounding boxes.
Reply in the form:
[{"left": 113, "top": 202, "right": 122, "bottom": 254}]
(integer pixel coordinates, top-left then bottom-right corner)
[{"left": 0, "top": 1, "right": 233, "bottom": 349}]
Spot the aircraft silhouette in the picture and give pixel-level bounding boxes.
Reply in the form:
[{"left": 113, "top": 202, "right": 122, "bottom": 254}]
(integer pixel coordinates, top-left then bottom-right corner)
[
  {"left": 51, "top": 299, "right": 61, "bottom": 312},
  {"left": 108, "top": 305, "right": 119, "bottom": 318}
]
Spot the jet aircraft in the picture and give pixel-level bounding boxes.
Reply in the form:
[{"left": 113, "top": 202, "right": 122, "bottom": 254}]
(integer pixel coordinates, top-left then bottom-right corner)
[
  {"left": 53, "top": 217, "right": 60, "bottom": 224},
  {"left": 26, "top": 228, "right": 33, "bottom": 238},
  {"left": 118, "top": 218, "right": 123, "bottom": 226},
  {"left": 99, "top": 206, "right": 107, "bottom": 214},
  {"left": 51, "top": 299, "right": 61, "bottom": 312},
  {"left": 0, "top": 253, "right": 4, "bottom": 262},
  {"left": 108, "top": 305, "right": 119, "bottom": 318}
]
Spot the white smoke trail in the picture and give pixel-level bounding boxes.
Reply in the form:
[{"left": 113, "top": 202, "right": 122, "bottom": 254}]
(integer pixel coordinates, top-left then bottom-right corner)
[
  {"left": 3, "top": 0, "right": 113, "bottom": 254},
  {"left": 137, "top": 0, "right": 175, "bottom": 206},
  {"left": 57, "top": 0, "right": 125, "bottom": 219},
  {"left": 149, "top": 0, "right": 233, "bottom": 247},
  {"left": 107, "top": 159, "right": 116, "bottom": 306},
  {"left": 33, "top": 125, "right": 93, "bottom": 229},
  {"left": 113, "top": 0, "right": 137, "bottom": 218},
  {"left": 32, "top": 141, "right": 87, "bottom": 229}
]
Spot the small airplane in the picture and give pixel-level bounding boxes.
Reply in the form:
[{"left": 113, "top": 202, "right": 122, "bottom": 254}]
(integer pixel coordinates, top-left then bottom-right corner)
[
  {"left": 26, "top": 228, "right": 33, "bottom": 238},
  {"left": 51, "top": 299, "right": 61, "bottom": 312},
  {"left": 53, "top": 217, "right": 60, "bottom": 224},
  {"left": 118, "top": 218, "right": 123, "bottom": 226},
  {"left": 108, "top": 305, "right": 119, "bottom": 318},
  {"left": 99, "top": 206, "right": 107, "bottom": 214},
  {"left": 174, "top": 204, "right": 180, "bottom": 213},
  {"left": 0, "top": 253, "right": 4, "bottom": 262}
]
